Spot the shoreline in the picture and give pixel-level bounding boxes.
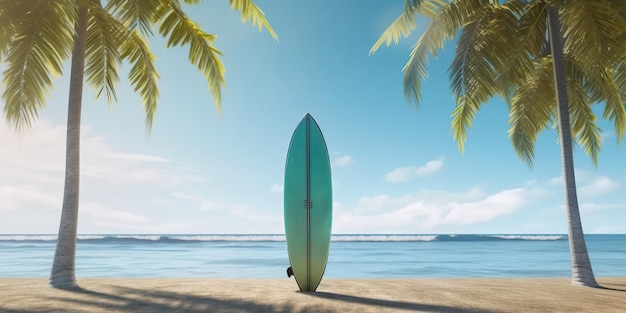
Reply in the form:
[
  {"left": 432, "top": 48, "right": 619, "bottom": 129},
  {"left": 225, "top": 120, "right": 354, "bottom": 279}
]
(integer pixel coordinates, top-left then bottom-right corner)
[{"left": 1, "top": 277, "right": 625, "bottom": 312}]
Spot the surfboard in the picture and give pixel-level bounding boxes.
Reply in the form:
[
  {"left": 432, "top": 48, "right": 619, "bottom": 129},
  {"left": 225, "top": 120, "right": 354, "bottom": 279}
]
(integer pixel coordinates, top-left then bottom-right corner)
[{"left": 284, "top": 113, "right": 332, "bottom": 292}]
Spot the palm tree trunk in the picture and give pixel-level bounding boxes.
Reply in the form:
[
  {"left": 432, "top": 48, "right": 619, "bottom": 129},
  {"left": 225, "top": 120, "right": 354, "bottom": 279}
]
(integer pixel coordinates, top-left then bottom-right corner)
[
  {"left": 49, "top": 3, "right": 88, "bottom": 290},
  {"left": 547, "top": 6, "right": 598, "bottom": 288}
]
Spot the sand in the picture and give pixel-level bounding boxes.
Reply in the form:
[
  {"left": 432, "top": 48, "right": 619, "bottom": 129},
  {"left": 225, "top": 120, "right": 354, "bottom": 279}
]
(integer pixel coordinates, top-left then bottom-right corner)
[{"left": 1, "top": 277, "right": 625, "bottom": 312}]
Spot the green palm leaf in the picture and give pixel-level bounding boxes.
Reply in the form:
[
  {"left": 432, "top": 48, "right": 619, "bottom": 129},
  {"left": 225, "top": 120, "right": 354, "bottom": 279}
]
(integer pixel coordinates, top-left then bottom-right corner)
[
  {"left": 85, "top": 2, "right": 125, "bottom": 104},
  {"left": 229, "top": 0, "right": 278, "bottom": 40},
  {"left": 578, "top": 65, "right": 625, "bottom": 143},
  {"left": 400, "top": 0, "right": 460, "bottom": 105},
  {"left": 509, "top": 57, "right": 556, "bottom": 166},
  {"left": 120, "top": 30, "right": 160, "bottom": 132},
  {"left": 449, "top": 6, "right": 498, "bottom": 104},
  {"left": 567, "top": 76, "right": 601, "bottom": 165},
  {"left": 2, "top": 0, "right": 75, "bottom": 129},
  {"left": 369, "top": 0, "right": 445, "bottom": 55},
  {"left": 561, "top": 0, "right": 624, "bottom": 71},
  {"left": 495, "top": 0, "right": 540, "bottom": 102},
  {"left": 105, "top": 0, "right": 162, "bottom": 35},
  {"left": 0, "top": 0, "right": 19, "bottom": 62},
  {"left": 449, "top": 4, "right": 522, "bottom": 150},
  {"left": 158, "top": 0, "right": 225, "bottom": 109}
]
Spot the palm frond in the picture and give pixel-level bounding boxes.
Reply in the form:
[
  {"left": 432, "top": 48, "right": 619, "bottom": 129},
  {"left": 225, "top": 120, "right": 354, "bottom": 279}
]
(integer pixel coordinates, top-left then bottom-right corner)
[
  {"left": 369, "top": 6, "right": 418, "bottom": 55},
  {"left": 0, "top": 0, "right": 18, "bottom": 62},
  {"left": 561, "top": 0, "right": 624, "bottom": 70},
  {"left": 105, "top": 0, "right": 162, "bottom": 35},
  {"left": 229, "top": 0, "right": 278, "bottom": 40},
  {"left": 404, "top": 0, "right": 425, "bottom": 12},
  {"left": 497, "top": 0, "right": 547, "bottom": 101},
  {"left": 508, "top": 57, "right": 556, "bottom": 166},
  {"left": 120, "top": 30, "right": 160, "bottom": 133},
  {"left": 399, "top": 0, "right": 469, "bottom": 106},
  {"left": 85, "top": 2, "right": 125, "bottom": 104},
  {"left": 567, "top": 76, "right": 601, "bottom": 165},
  {"left": 402, "top": 0, "right": 493, "bottom": 106},
  {"left": 518, "top": 0, "right": 548, "bottom": 59},
  {"left": 2, "top": 0, "right": 76, "bottom": 129},
  {"left": 450, "top": 96, "right": 480, "bottom": 153},
  {"left": 158, "top": 0, "right": 225, "bottom": 109},
  {"left": 572, "top": 60, "right": 626, "bottom": 143},
  {"left": 369, "top": 0, "right": 445, "bottom": 55},
  {"left": 401, "top": 41, "right": 430, "bottom": 106},
  {"left": 488, "top": 0, "right": 546, "bottom": 101},
  {"left": 615, "top": 61, "right": 626, "bottom": 105},
  {"left": 450, "top": 4, "right": 518, "bottom": 107},
  {"left": 609, "top": 0, "right": 626, "bottom": 17}
]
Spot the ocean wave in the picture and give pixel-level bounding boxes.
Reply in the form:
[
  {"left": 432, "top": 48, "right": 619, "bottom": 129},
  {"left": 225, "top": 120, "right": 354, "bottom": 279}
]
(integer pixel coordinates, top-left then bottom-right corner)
[
  {"left": 0, "top": 235, "right": 57, "bottom": 241},
  {"left": 169, "top": 235, "right": 285, "bottom": 242},
  {"left": 114, "top": 235, "right": 161, "bottom": 241},
  {"left": 491, "top": 235, "right": 565, "bottom": 241},
  {"left": 78, "top": 235, "right": 106, "bottom": 240},
  {"left": 0, "top": 234, "right": 567, "bottom": 242},
  {"left": 331, "top": 235, "right": 437, "bottom": 242}
]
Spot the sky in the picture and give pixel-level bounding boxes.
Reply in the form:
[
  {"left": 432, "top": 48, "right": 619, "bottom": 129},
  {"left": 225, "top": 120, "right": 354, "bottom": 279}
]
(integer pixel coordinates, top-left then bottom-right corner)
[{"left": 1, "top": 1, "right": 624, "bottom": 235}]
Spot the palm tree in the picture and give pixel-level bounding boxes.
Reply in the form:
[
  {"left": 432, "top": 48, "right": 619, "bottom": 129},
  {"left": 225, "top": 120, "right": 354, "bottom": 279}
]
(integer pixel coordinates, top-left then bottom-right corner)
[
  {"left": 1, "top": 0, "right": 277, "bottom": 289},
  {"left": 370, "top": 0, "right": 626, "bottom": 287}
]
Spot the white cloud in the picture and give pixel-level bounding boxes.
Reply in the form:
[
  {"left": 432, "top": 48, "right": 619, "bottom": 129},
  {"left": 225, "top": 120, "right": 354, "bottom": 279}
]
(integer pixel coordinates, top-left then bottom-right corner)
[
  {"left": 170, "top": 192, "right": 276, "bottom": 223},
  {"left": 547, "top": 176, "right": 562, "bottom": 186},
  {"left": 353, "top": 194, "right": 413, "bottom": 214},
  {"left": 109, "top": 153, "right": 170, "bottom": 163},
  {"left": 385, "top": 167, "right": 416, "bottom": 183},
  {"left": 171, "top": 192, "right": 239, "bottom": 212},
  {"left": 0, "top": 184, "right": 61, "bottom": 211},
  {"left": 415, "top": 157, "right": 444, "bottom": 175},
  {"left": 442, "top": 188, "right": 530, "bottom": 225},
  {"left": 0, "top": 120, "right": 201, "bottom": 187},
  {"left": 579, "top": 202, "right": 620, "bottom": 212},
  {"left": 579, "top": 176, "right": 619, "bottom": 198},
  {"left": 333, "top": 202, "right": 345, "bottom": 213},
  {"left": 270, "top": 184, "right": 283, "bottom": 193},
  {"left": 546, "top": 174, "right": 619, "bottom": 199},
  {"left": 0, "top": 120, "right": 207, "bottom": 233},
  {"left": 385, "top": 157, "right": 444, "bottom": 183},
  {"left": 334, "top": 155, "right": 354, "bottom": 167},
  {"left": 82, "top": 202, "right": 150, "bottom": 225},
  {"left": 600, "top": 131, "right": 612, "bottom": 144},
  {"left": 334, "top": 185, "right": 548, "bottom": 232}
]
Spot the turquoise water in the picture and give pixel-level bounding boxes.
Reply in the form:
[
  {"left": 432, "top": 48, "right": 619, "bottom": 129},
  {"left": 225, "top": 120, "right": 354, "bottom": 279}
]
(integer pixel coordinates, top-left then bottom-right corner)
[{"left": 1, "top": 234, "right": 624, "bottom": 278}]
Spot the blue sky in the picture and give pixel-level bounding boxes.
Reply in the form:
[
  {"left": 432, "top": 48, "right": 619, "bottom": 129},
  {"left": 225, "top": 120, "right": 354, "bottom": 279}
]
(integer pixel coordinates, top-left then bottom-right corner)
[{"left": 1, "top": 1, "right": 624, "bottom": 234}]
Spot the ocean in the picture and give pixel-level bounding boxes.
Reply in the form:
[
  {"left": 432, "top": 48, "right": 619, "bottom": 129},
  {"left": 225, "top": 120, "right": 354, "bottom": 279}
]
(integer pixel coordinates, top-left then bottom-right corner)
[{"left": 1, "top": 234, "right": 624, "bottom": 279}]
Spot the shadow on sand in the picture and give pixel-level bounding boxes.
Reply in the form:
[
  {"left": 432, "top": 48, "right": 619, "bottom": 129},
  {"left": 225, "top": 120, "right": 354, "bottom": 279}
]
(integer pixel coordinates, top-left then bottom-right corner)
[
  {"left": 40, "top": 286, "right": 311, "bottom": 313},
  {"left": 599, "top": 284, "right": 626, "bottom": 292},
  {"left": 304, "top": 291, "right": 497, "bottom": 313},
  {"left": 1, "top": 285, "right": 496, "bottom": 313}
]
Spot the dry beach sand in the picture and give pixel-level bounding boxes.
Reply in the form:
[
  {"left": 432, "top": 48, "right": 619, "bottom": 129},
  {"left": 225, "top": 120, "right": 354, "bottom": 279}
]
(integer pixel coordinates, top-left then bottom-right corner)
[{"left": 1, "top": 277, "right": 625, "bottom": 312}]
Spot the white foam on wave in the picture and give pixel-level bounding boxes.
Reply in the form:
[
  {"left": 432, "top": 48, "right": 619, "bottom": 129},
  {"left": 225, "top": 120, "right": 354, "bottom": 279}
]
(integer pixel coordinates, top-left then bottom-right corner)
[
  {"left": 331, "top": 235, "right": 438, "bottom": 242},
  {"left": 169, "top": 235, "right": 286, "bottom": 241},
  {"left": 115, "top": 235, "right": 161, "bottom": 241},
  {"left": 77, "top": 235, "right": 106, "bottom": 240},
  {"left": 493, "top": 235, "right": 564, "bottom": 241},
  {"left": 168, "top": 235, "right": 438, "bottom": 242},
  {"left": 0, "top": 235, "right": 57, "bottom": 241}
]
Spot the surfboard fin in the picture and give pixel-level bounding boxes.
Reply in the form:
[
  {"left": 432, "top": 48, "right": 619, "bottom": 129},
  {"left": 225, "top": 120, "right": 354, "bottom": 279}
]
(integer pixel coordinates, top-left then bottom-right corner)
[{"left": 287, "top": 266, "right": 294, "bottom": 278}]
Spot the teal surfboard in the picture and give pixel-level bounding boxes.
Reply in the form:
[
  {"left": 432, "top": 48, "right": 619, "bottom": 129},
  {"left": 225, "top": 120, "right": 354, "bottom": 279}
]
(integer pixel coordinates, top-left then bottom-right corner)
[{"left": 284, "top": 114, "right": 332, "bottom": 292}]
